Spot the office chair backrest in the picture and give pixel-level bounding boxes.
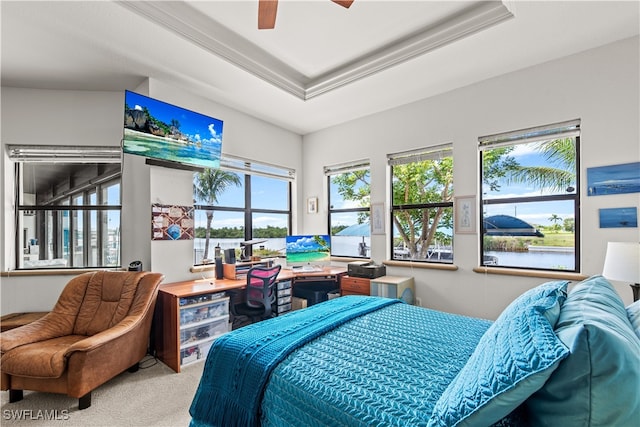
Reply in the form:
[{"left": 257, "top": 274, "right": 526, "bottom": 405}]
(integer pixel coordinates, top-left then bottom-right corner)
[{"left": 245, "top": 265, "right": 282, "bottom": 317}]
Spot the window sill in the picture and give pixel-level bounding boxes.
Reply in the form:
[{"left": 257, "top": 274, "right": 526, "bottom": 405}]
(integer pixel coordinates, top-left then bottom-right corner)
[
  {"left": 1, "top": 267, "right": 124, "bottom": 277},
  {"left": 473, "top": 266, "right": 588, "bottom": 281},
  {"left": 383, "top": 260, "right": 458, "bottom": 271}
]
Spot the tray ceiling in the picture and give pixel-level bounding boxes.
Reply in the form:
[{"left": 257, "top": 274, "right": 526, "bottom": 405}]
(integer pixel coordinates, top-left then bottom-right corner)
[{"left": 1, "top": 1, "right": 638, "bottom": 134}]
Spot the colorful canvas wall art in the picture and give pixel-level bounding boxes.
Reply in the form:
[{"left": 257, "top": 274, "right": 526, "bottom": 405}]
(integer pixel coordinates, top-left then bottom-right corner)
[{"left": 152, "top": 204, "right": 194, "bottom": 240}]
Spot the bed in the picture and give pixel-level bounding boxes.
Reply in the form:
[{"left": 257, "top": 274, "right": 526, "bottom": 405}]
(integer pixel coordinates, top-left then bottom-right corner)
[{"left": 189, "top": 276, "right": 640, "bottom": 427}]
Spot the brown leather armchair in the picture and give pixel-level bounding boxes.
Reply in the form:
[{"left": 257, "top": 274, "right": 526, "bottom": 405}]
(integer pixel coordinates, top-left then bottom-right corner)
[{"left": 1, "top": 270, "right": 164, "bottom": 409}]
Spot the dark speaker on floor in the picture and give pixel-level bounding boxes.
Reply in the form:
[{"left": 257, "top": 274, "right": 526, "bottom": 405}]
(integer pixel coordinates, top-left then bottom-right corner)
[{"left": 215, "top": 257, "right": 224, "bottom": 279}]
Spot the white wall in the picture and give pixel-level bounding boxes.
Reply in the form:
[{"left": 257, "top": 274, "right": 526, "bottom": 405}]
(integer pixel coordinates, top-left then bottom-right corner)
[
  {"left": 1, "top": 82, "right": 303, "bottom": 314},
  {"left": 302, "top": 36, "right": 640, "bottom": 319},
  {"left": 1, "top": 37, "right": 638, "bottom": 318}
]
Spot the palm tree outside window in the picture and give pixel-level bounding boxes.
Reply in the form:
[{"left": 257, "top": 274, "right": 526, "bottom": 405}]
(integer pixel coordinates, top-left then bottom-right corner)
[
  {"left": 194, "top": 169, "right": 242, "bottom": 261},
  {"left": 193, "top": 157, "right": 293, "bottom": 265},
  {"left": 479, "top": 119, "right": 580, "bottom": 272}
]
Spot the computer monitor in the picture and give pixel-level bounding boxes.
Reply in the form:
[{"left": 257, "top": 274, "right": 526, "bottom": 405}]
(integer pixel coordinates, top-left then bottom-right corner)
[{"left": 285, "top": 235, "right": 331, "bottom": 271}]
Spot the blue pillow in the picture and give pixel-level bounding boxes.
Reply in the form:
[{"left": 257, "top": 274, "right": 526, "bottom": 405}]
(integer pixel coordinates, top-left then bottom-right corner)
[
  {"left": 627, "top": 299, "right": 640, "bottom": 339},
  {"left": 526, "top": 276, "right": 640, "bottom": 426},
  {"left": 427, "top": 280, "right": 569, "bottom": 427}
]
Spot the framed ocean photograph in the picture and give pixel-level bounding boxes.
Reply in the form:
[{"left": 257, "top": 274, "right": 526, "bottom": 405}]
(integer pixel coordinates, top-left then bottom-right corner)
[
  {"left": 587, "top": 161, "right": 640, "bottom": 196},
  {"left": 598, "top": 207, "right": 637, "bottom": 228}
]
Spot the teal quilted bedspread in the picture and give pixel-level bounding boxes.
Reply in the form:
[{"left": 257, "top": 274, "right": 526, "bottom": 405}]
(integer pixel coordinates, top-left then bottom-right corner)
[
  {"left": 260, "top": 301, "right": 493, "bottom": 426},
  {"left": 189, "top": 296, "right": 400, "bottom": 427}
]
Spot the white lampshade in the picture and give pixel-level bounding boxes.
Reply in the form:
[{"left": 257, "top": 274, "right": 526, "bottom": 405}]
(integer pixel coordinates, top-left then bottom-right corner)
[{"left": 602, "top": 242, "right": 640, "bottom": 284}]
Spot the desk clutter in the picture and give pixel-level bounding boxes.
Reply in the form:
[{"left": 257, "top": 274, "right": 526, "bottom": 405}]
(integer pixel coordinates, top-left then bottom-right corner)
[{"left": 223, "top": 259, "right": 273, "bottom": 280}]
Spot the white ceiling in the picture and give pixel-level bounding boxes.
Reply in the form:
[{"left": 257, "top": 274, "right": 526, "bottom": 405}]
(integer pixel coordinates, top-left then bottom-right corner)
[{"left": 1, "top": 1, "right": 639, "bottom": 135}]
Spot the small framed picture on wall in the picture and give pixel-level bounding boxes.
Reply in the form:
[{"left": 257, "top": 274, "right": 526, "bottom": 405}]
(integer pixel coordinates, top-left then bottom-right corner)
[
  {"left": 371, "top": 203, "right": 385, "bottom": 235},
  {"left": 455, "top": 196, "right": 476, "bottom": 234},
  {"left": 307, "top": 197, "right": 318, "bottom": 214}
]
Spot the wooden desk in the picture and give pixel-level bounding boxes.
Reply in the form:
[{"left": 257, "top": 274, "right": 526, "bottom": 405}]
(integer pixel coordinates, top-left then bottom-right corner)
[
  {"left": 154, "top": 267, "right": 347, "bottom": 372},
  {"left": 157, "top": 277, "right": 245, "bottom": 299},
  {"left": 278, "top": 266, "right": 347, "bottom": 281}
]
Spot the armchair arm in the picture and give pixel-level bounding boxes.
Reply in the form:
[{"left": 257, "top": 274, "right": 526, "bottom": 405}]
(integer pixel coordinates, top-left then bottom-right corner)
[
  {"left": 1, "top": 312, "right": 76, "bottom": 353},
  {"left": 64, "top": 315, "right": 139, "bottom": 354},
  {"left": 64, "top": 313, "right": 155, "bottom": 399}
]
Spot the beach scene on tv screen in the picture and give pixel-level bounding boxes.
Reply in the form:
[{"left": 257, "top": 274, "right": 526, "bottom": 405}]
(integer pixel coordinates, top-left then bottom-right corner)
[
  {"left": 286, "top": 235, "right": 331, "bottom": 263},
  {"left": 123, "top": 91, "right": 223, "bottom": 169}
]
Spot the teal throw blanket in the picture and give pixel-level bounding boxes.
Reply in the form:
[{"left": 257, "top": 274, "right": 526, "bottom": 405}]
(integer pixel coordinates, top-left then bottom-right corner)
[{"left": 189, "top": 296, "right": 400, "bottom": 427}]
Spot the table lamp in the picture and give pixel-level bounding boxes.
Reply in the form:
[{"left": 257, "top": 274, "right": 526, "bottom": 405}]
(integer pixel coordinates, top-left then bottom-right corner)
[{"left": 602, "top": 241, "right": 640, "bottom": 302}]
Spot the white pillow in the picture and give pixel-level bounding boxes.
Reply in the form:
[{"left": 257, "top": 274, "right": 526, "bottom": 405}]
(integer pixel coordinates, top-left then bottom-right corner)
[{"left": 626, "top": 299, "right": 640, "bottom": 339}]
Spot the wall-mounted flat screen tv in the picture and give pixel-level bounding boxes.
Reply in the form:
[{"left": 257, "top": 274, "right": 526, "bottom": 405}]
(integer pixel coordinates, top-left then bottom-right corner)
[
  {"left": 285, "top": 234, "right": 331, "bottom": 270},
  {"left": 123, "top": 90, "right": 223, "bottom": 170}
]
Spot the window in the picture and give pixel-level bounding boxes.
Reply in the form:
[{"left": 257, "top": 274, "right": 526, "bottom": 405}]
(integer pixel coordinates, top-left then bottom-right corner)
[
  {"left": 8, "top": 145, "right": 122, "bottom": 269},
  {"left": 388, "top": 145, "right": 453, "bottom": 262},
  {"left": 479, "top": 119, "right": 580, "bottom": 271},
  {"left": 325, "top": 161, "right": 371, "bottom": 258},
  {"left": 193, "top": 156, "right": 292, "bottom": 265}
]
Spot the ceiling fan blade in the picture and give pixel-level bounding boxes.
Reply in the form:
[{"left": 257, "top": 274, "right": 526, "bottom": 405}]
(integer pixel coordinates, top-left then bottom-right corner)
[
  {"left": 332, "top": 0, "right": 354, "bottom": 8},
  {"left": 258, "top": 0, "right": 278, "bottom": 29}
]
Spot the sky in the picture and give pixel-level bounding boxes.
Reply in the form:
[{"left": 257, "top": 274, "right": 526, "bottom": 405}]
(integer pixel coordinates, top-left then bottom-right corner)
[
  {"left": 484, "top": 143, "right": 576, "bottom": 227},
  {"left": 194, "top": 175, "right": 290, "bottom": 230}
]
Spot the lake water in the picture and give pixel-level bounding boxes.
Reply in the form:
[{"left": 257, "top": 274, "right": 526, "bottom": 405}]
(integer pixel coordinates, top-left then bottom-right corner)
[{"left": 486, "top": 250, "right": 575, "bottom": 270}]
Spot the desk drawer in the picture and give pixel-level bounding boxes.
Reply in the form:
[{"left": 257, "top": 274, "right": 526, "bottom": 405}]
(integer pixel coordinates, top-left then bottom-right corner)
[
  {"left": 277, "top": 287, "right": 292, "bottom": 298},
  {"left": 277, "top": 280, "right": 292, "bottom": 290},
  {"left": 341, "top": 276, "right": 370, "bottom": 295}
]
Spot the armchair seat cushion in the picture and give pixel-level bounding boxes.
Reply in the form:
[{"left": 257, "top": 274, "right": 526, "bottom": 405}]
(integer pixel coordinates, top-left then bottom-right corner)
[{"left": 2, "top": 335, "right": 87, "bottom": 378}]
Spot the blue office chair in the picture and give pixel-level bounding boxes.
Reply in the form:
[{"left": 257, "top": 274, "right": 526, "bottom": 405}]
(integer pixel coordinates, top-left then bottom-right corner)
[{"left": 231, "top": 264, "right": 281, "bottom": 329}]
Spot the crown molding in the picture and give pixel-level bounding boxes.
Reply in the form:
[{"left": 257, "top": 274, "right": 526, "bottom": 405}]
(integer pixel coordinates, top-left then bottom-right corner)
[{"left": 118, "top": 1, "right": 513, "bottom": 101}]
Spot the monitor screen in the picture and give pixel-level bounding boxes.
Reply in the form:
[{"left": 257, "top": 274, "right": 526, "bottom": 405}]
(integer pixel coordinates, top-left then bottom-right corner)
[
  {"left": 285, "top": 235, "right": 331, "bottom": 269},
  {"left": 123, "top": 90, "right": 223, "bottom": 170}
]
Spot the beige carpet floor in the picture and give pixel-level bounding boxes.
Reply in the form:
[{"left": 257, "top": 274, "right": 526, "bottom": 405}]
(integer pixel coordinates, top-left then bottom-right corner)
[{"left": 1, "top": 356, "right": 204, "bottom": 426}]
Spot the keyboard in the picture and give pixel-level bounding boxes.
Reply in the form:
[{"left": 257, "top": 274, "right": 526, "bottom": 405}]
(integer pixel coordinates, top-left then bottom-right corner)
[{"left": 291, "top": 265, "right": 321, "bottom": 273}]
